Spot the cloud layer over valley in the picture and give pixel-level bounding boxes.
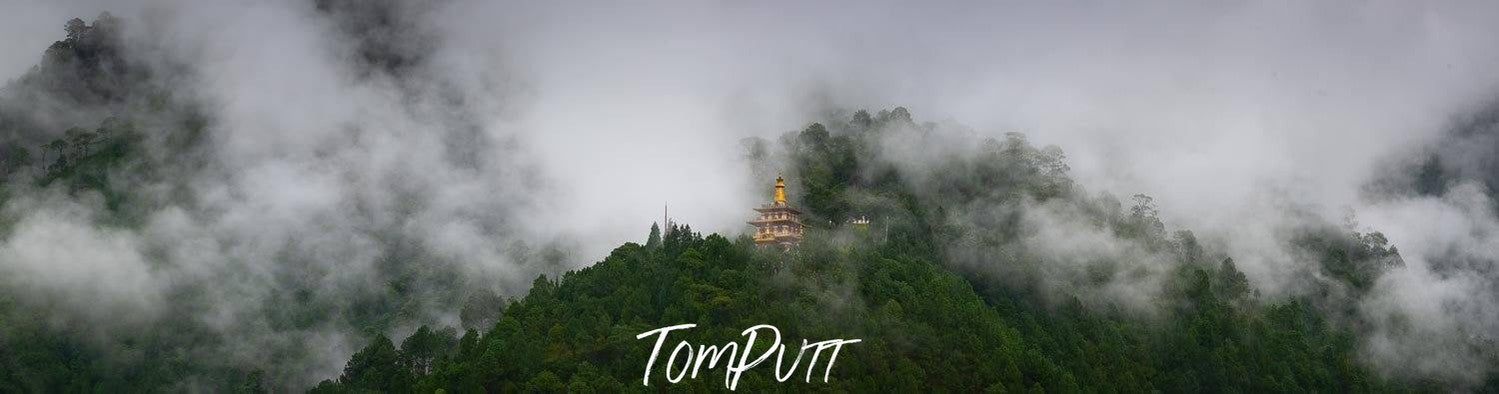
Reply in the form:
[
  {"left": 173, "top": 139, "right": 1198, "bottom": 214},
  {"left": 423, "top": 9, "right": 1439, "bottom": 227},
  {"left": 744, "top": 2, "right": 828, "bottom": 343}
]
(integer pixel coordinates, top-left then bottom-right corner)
[{"left": 2, "top": 0, "right": 1499, "bottom": 387}]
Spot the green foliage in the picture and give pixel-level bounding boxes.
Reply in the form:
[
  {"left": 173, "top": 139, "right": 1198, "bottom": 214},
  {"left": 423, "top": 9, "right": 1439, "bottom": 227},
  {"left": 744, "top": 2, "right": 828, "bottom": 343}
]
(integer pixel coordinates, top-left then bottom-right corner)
[
  {"left": 1294, "top": 228, "right": 1403, "bottom": 295},
  {"left": 338, "top": 334, "right": 413, "bottom": 392},
  {"left": 646, "top": 222, "right": 661, "bottom": 249},
  {"left": 0, "top": 15, "right": 1459, "bottom": 390},
  {"left": 309, "top": 107, "right": 1435, "bottom": 392},
  {"left": 313, "top": 222, "right": 1405, "bottom": 392},
  {"left": 0, "top": 15, "right": 496, "bottom": 392}
]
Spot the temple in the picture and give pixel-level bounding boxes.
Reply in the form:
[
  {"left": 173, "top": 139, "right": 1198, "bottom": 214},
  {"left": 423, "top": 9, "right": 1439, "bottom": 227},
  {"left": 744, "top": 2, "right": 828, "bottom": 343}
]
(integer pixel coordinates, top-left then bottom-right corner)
[{"left": 749, "top": 176, "right": 804, "bottom": 246}]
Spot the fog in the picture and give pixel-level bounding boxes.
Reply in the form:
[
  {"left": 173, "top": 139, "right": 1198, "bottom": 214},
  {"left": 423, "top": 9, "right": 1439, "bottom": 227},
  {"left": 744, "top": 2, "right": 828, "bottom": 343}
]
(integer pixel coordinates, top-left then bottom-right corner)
[
  {"left": 3, "top": 0, "right": 1499, "bottom": 386},
  {"left": 432, "top": 1, "right": 1499, "bottom": 259}
]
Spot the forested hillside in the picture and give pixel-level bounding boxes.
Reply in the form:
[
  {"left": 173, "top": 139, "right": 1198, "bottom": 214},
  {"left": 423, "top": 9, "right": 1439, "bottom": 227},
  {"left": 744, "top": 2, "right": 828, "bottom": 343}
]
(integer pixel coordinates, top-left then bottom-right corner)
[
  {"left": 312, "top": 222, "right": 1394, "bottom": 392},
  {"left": 0, "top": 13, "right": 518, "bottom": 392},
  {"left": 1, "top": 10, "right": 1493, "bottom": 394},
  {"left": 308, "top": 109, "right": 1431, "bottom": 392}
]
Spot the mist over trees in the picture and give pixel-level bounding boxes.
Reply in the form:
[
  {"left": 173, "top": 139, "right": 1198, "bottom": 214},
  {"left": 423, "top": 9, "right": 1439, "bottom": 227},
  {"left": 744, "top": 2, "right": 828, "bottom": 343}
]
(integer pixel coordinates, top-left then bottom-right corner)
[
  {"left": 1358, "top": 97, "right": 1499, "bottom": 382},
  {"left": 310, "top": 108, "right": 1437, "bottom": 392},
  {"left": 314, "top": 223, "right": 1379, "bottom": 392},
  {"left": 1, "top": 3, "right": 1498, "bottom": 393},
  {"left": 745, "top": 107, "right": 1406, "bottom": 319},
  {"left": 0, "top": 10, "right": 564, "bottom": 390}
]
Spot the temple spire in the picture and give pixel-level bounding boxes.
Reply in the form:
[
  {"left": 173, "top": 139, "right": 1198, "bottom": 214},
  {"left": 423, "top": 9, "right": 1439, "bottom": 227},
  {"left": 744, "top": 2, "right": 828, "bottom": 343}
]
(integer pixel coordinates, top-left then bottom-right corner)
[
  {"left": 774, "top": 176, "right": 787, "bottom": 205},
  {"left": 750, "top": 176, "right": 803, "bottom": 247}
]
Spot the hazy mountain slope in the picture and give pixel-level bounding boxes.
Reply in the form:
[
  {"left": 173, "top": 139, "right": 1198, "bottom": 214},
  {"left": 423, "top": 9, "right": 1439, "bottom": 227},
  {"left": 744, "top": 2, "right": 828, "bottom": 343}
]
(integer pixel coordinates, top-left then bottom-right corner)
[
  {"left": 0, "top": 12, "right": 541, "bottom": 391},
  {"left": 311, "top": 111, "right": 1411, "bottom": 392}
]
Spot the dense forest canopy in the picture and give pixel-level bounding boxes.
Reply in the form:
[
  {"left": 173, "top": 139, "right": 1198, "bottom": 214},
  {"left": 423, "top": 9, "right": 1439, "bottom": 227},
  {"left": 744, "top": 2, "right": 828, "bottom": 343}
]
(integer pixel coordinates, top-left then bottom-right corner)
[
  {"left": 0, "top": 6, "right": 1496, "bottom": 393},
  {"left": 0, "top": 11, "right": 544, "bottom": 391},
  {"left": 298, "top": 107, "right": 1443, "bottom": 392}
]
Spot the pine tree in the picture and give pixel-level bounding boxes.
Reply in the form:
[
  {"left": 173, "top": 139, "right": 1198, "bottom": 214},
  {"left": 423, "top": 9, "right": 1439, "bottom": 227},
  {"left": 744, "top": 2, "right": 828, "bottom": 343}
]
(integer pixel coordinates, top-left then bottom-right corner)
[{"left": 646, "top": 222, "right": 661, "bottom": 248}]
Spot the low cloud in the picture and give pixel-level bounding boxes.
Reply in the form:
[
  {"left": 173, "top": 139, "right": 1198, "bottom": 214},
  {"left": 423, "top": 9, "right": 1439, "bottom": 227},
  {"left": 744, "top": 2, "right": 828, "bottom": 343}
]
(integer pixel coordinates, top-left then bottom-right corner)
[{"left": 3, "top": 0, "right": 1499, "bottom": 387}]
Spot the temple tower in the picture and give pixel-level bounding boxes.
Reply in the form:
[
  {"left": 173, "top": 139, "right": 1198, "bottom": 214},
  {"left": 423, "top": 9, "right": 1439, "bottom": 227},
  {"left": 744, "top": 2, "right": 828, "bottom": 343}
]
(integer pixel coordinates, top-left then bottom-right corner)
[{"left": 749, "top": 176, "right": 804, "bottom": 246}]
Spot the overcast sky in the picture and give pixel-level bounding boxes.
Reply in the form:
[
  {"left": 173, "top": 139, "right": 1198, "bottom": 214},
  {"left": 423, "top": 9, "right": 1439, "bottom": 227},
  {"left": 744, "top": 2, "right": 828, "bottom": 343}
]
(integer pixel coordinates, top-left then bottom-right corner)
[
  {"left": 4, "top": 0, "right": 1499, "bottom": 383},
  {"left": 4, "top": 1, "right": 1498, "bottom": 258}
]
